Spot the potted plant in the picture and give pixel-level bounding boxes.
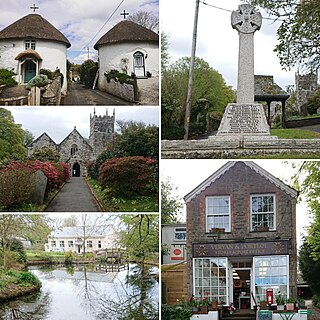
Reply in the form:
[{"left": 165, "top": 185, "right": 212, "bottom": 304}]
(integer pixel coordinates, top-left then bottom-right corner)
[
  {"left": 189, "top": 295, "right": 199, "bottom": 313},
  {"left": 211, "top": 297, "right": 218, "bottom": 310},
  {"left": 298, "top": 290, "right": 306, "bottom": 308},
  {"left": 286, "top": 297, "right": 296, "bottom": 311},
  {"left": 276, "top": 294, "right": 286, "bottom": 310},
  {"left": 199, "top": 296, "right": 210, "bottom": 313},
  {"left": 228, "top": 302, "right": 236, "bottom": 314}
]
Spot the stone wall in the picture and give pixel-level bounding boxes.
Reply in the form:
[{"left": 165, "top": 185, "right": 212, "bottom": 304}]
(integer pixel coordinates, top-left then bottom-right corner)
[
  {"left": 41, "top": 76, "right": 62, "bottom": 105},
  {"left": 186, "top": 162, "right": 297, "bottom": 297},
  {"left": 104, "top": 78, "right": 137, "bottom": 102}
]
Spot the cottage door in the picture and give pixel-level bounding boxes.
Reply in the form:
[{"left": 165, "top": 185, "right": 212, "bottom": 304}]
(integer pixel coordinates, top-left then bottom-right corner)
[
  {"left": 133, "top": 51, "right": 145, "bottom": 77},
  {"left": 24, "top": 60, "right": 36, "bottom": 82}
]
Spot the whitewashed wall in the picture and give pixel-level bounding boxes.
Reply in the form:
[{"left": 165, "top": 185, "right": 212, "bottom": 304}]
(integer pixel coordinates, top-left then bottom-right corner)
[
  {"left": 0, "top": 39, "right": 68, "bottom": 93},
  {"left": 97, "top": 42, "right": 159, "bottom": 92}
]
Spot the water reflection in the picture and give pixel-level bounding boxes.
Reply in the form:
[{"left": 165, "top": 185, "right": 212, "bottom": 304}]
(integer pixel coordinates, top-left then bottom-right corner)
[{"left": 0, "top": 264, "right": 158, "bottom": 320}]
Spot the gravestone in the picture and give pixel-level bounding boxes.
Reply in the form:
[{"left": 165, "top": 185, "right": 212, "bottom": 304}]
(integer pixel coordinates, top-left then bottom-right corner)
[
  {"left": 216, "top": 4, "right": 272, "bottom": 138},
  {"left": 30, "top": 170, "right": 48, "bottom": 205}
]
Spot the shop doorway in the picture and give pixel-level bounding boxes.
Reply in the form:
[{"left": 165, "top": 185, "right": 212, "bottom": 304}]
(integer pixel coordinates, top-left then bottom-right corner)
[{"left": 233, "top": 268, "right": 251, "bottom": 309}]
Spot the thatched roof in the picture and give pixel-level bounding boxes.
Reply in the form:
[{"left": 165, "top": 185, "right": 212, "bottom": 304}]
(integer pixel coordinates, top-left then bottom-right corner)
[
  {"left": 0, "top": 14, "right": 71, "bottom": 48},
  {"left": 15, "top": 48, "right": 42, "bottom": 60},
  {"left": 94, "top": 20, "right": 158, "bottom": 49}
]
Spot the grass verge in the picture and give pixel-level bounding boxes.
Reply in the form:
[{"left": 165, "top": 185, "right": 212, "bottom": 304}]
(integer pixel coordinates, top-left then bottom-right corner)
[{"left": 271, "top": 128, "right": 320, "bottom": 139}]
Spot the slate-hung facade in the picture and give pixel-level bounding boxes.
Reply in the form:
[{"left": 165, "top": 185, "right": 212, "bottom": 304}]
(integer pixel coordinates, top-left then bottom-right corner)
[{"left": 185, "top": 161, "right": 298, "bottom": 309}]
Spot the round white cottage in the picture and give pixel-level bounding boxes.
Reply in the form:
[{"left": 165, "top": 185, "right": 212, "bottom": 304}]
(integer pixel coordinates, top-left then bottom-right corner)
[{"left": 0, "top": 14, "right": 71, "bottom": 94}]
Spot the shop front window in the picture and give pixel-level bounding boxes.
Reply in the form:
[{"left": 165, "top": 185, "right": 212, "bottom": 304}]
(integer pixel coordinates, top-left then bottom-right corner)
[
  {"left": 194, "top": 257, "right": 228, "bottom": 304},
  {"left": 206, "top": 196, "right": 230, "bottom": 232},
  {"left": 253, "top": 255, "right": 288, "bottom": 302}
]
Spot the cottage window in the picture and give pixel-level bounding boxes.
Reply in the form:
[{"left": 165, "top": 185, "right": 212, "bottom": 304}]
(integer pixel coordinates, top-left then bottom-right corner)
[
  {"left": 98, "top": 241, "right": 102, "bottom": 249},
  {"left": 174, "top": 228, "right": 186, "bottom": 241},
  {"left": 251, "top": 194, "right": 275, "bottom": 231},
  {"left": 87, "top": 240, "right": 93, "bottom": 248},
  {"left": 51, "top": 241, "right": 56, "bottom": 247},
  {"left": 59, "top": 241, "right": 65, "bottom": 247},
  {"left": 68, "top": 241, "right": 73, "bottom": 247},
  {"left": 25, "top": 40, "right": 36, "bottom": 50},
  {"left": 194, "top": 258, "right": 228, "bottom": 303},
  {"left": 206, "top": 196, "right": 230, "bottom": 232},
  {"left": 253, "top": 255, "right": 288, "bottom": 302},
  {"left": 71, "top": 144, "right": 78, "bottom": 156}
]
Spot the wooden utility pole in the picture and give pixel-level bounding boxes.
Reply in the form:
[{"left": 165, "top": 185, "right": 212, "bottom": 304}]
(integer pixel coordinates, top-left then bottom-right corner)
[{"left": 184, "top": 0, "right": 200, "bottom": 140}]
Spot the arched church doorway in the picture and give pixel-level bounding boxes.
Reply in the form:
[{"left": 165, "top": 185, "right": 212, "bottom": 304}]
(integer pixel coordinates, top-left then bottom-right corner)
[{"left": 72, "top": 163, "right": 80, "bottom": 177}]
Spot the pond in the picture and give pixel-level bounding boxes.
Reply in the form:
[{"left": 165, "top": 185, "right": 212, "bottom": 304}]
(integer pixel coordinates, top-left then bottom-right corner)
[{"left": 0, "top": 264, "right": 159, "bottom": 320}]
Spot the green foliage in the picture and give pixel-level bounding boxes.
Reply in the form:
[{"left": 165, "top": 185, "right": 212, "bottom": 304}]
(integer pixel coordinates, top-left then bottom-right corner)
[
  {"left": 40, "top": 68, "right": 54, "bottom": 80},
  {"left": 9, "top": 239, "right": 26, "bottom": 264},
  {"left": 0, "top": 168, "right": 35, "bottom": 210},
  {"left": 29, "top": 146, "right": 60, "bottom": 162},
  {"left": 80, "top": 59, "right": 98, "bottom": 88},
  {"left": 161, "top": 304, "right": 193, "bottom": 320},
  {"left": 0, "top": 108, "right": 28, "bottom": 161},
  {"left": 34, "top": 252, "right": 54, "bottom": 263},
  {"left": 64, "top": 250, "right": 74, "bottom": 265},
  {"left": 312, "top": 294, "right": 320, "bottom": 308},
  {"left": 99, "top": 156, "right": 156, "bottom": 198},
  {"left": 17, "top": 271, "right": 41, "bottom": 286},
  {"left": 251, "top": 0, "right": 320, "bottom": 70},
  {"left": 162, "top": 56, "right": 234, "bottom": 139},
  {"left": 104, "top": 69, "right": 134, "bottom": 85},
  {"left": 301, "top": 88, "right": 320, "bottom": 115},
  {"left": 0, "top": 69, "right": 17, "bottom": 87},
  {"left": 26, "top": 74, "right": 48, "bottom": 89},
  {"left": 161, "top": 178, "right": 183, "bottom": 224}
]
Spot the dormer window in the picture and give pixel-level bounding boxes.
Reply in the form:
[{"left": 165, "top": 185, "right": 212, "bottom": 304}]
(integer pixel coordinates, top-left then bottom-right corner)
[
  {"left": 25, "top": 39, "right": 36, "bottom": 50},
  {"left": 251, "top": 194, "right": 276, "bottom": 231}
]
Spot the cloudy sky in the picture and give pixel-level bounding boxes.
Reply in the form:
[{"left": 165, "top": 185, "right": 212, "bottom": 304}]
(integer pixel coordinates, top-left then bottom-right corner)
[
  {"left": 161, "top": 0, "right": 295, "bottom": 90},
  {"left": 161, "top": 159, "right": 311, "bottom": 248},
  {"left": 7, "top": 106, "right": 159, "bottom": 142},
  {"left": 0, "top": 0, "right": 159, "bottom": 64}
]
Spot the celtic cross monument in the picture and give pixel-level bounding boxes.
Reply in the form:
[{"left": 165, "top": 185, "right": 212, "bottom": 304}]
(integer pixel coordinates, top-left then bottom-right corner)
[{"left": 216, "top": 4, "right": 271, "bottom": 138}]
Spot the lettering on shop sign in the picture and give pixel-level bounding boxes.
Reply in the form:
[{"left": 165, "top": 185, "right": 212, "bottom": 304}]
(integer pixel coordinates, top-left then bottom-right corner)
[{"left": 193, "top": 240, "right": 289, "bottom": 257}]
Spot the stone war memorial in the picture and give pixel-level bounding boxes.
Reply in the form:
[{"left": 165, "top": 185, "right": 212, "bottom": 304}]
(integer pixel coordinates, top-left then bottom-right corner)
[{"left": 161, "top": 4, "right": 320, "bottom": 158}]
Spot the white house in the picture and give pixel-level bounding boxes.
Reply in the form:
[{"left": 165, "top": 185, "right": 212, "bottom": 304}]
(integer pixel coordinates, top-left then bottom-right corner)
[
  {"left": 0, "top": 13, "right": 71, "bottom": 94},
  {"left": 94, "top": 20, "right": 159, "bottom": 92},
  {"left": 45, "top": 226, "right": 117, "bottom": 254},
  {"left": 162, "top": 224, "right": 187, "bottom": 265}
]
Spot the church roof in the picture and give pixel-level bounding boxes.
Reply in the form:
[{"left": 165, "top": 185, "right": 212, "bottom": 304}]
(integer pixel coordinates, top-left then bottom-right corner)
[
  {"left": 0, "top": 14, "right": 71, "bottom": 48},
  {"left": 184, "top": 161, "right": 298, "bottom": 203},
  {"left": 29, "top": 132, "right": 57, "bottom": 147},
  {"left": 94, "top": 20, "right": 158, "bottom": 49},
  {"left": 59, "top": 128, "right": 92, "bottom": 151}
]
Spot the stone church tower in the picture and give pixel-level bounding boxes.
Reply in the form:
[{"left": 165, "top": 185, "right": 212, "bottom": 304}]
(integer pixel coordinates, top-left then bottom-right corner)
[{"left": 89, "top": 108, "right": 115, "bottom": 157}]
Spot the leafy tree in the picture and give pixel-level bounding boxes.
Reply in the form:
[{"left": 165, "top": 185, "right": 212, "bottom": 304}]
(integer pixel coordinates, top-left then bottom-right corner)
[
  {"left": 301, "top": 88, "right": 320, "bottom": 116},
  {"left": 0, "top": 108, "right": 27, "bottom": 161},
  {"left": 80, "top": 59, "right": 98, "bottom": 88},
  {"left": 250, "top": 0, "right": 320, "bottom": 70},
  {"left": 162, "top": 56, "right": 234, "bottom": 139},
  {"left": 127, "top": 11, "right": 159, "bottom": 32},
  {"left": 24, "top": 129, "right": 35, "bottom": 147},
  {"left": 161, "top": 178, "right": 183, "bottom": 224},
  {"left": 29, "top": 146, "right": 60, "bottom": 162}
]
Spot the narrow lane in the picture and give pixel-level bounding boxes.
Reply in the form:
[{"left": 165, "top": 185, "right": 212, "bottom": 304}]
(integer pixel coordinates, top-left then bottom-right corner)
[{"left": 45, "top": 177, "right": 101, "bottom": 212}]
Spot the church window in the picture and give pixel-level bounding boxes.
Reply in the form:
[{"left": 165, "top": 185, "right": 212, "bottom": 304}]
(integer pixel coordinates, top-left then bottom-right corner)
[
  {"left": 71, "top": 144, "right": 78, "bottom": 156},
  {"left": 25, "top": 40, "right": 36, "bottom": 50}
]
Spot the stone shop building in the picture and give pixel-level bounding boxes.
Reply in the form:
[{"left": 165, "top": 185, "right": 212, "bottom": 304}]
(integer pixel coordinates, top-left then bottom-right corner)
[
  {"left": 28, "top": 109, "right": 115, "bottom": 177},
  {"left": 185, "top": 161, "right": 298, "bottom": 309}
]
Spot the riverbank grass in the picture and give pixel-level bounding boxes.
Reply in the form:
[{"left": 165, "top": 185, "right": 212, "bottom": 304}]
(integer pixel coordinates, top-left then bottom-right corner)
[{"left": 0, "top": 268, "right": 41, "bottom": 301}]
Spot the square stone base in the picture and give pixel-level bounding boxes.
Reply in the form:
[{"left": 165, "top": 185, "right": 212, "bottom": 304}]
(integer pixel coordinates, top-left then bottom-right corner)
[{"left": 217, "top": 103, "right": 271, "bottom": 136}]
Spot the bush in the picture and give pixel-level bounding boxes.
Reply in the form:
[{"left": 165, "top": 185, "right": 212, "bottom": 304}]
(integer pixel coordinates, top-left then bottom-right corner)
[
  {"left": 40, "top": 69, "right": 54, "bottom": 80},
  {"left": 99, "top": 156, "right": 156, "bottom": 197},
  {"left": 0, "top": 167, "right": 35, "bottom": 209},
  {"left": 64, "top": 251, "right": 74, "bottom": 265},
  {"left": 161, "top": 304, "right": 192, "bottom": 320},
  {"left": 80, "top": 60, "right": 98, "bottom": 88},
  {"left": 161, "top": 124, "right": 184, "bottom": 140},
  {"left": 0, "top": 69, "right": 17, "bottom": 87},
  {"left": 26, "top": 74, "right": 48, "bottom": 89},
  {"left": 9, "top": 239, "right": 27, "bottom": 264},
  {"left": 29, "top": 146, "right": 60, "bottom": 162},
  {"left": 104, "top": 69, "right": 134, "bottom": 85},
  {"left": 18, "top": 271, "right": 41, "bottom": 286}
]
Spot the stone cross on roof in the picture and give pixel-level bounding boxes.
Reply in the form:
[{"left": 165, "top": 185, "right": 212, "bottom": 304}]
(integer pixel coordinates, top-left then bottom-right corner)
[
  {"left": 120, "top": 10, "right": 129, "bottom": 19},
  {"left": 30, "top": 3, "right": 39, "bottom": 12}
]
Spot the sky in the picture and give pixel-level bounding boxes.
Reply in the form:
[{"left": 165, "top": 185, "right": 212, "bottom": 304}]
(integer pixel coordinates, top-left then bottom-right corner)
[
  {"left": 161, "top": 0, "right": 295, "bottom": 91},
  {"left": 161, "top": 159, "right": 312, "bottom": 248},
  {"left": 0, "top": 0, "right": 159, "bottom": 64},
  {"left": 7, "top": 106, "right": 159, "bottom": 142}
]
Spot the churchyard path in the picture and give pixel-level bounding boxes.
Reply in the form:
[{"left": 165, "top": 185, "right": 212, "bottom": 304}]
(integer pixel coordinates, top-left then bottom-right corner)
[
  {"left": 45, "top": 177, "right": 101, "bottom": 212},
  {"left": 62, "top": 82, "right": 134, "bottom": 105}
]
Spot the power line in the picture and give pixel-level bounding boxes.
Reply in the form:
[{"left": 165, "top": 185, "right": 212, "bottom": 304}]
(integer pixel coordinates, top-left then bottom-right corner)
[
  {"left": 200, "top": 1, "right": 285, "bottom": 22},
  {"left": 81, "top": 0, "right": 125, "bottom": 52}
]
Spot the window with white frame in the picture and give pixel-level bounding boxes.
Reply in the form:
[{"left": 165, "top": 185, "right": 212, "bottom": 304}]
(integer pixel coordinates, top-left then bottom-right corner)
[
  {"left": 59, "top": 241, "right": 65, "bottom": 248},
  {"left": 253, "top": 255, "right": 288, "bottom": 303},
  {"left": 68, "top": 241, "right": 73, "bottom": 248},
  {"left": 87, "top": 240, "right": 93, "bottom": 248},
  {"left": 251, "top": 194, "right": 275, "bottom": 231},
  {"left": 206, "top": 196, "right": 230, "bottom": 232},
  {"left": 174, "top": 228, "right": 186, "bottom": 241},
  {"left": 25, "top": 40, "right": 36, "bottom": 50},
  {"left": 194, "top": 258, "right": 228, "bottom": 303},
  {"left": 51, "top": 241, "right": 56, "bottom": 247}
]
